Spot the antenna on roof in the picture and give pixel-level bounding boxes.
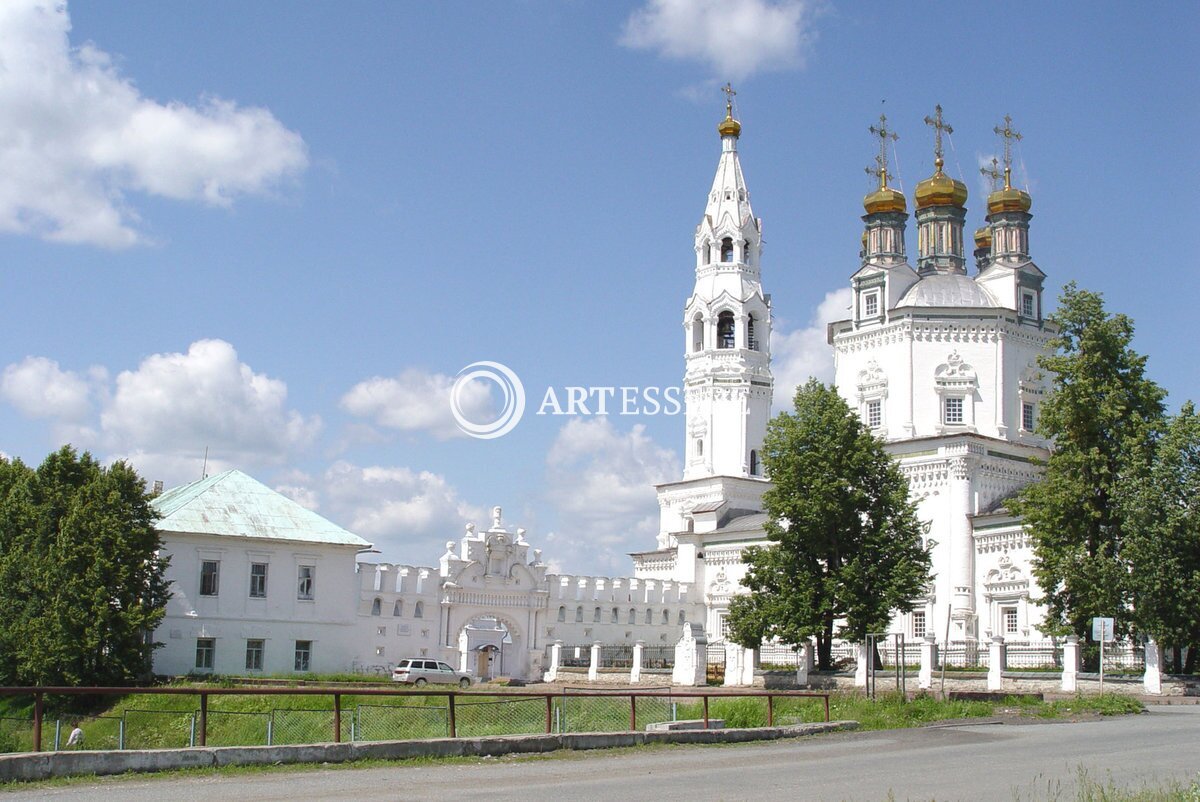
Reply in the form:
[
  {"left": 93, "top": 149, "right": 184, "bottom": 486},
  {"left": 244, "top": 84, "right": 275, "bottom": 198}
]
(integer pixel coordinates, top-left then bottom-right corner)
[{"left": 201, "top": 447, "right": 209, "bottom": 480}]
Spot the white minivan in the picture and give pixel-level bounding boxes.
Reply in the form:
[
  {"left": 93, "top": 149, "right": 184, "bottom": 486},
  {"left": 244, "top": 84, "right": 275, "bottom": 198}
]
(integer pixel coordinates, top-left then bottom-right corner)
[{"left": 391, "top": 658, "right": 472, "bottom": 688}]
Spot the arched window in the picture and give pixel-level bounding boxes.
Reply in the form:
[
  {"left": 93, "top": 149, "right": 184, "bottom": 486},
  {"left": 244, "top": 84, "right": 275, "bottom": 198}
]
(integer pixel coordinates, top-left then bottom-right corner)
[
  {"left": 747, "top": 314, "right": 758, "bottom": 351},
  {"left": 393, "top": 600, "right": 403, "bottom": 617},
  {"left": 678, "top": 609, "right": 686, "bottom": 625},
  {"left": 628, "top": 608, "right": 637, "bottom": 624},
  {"left": 414, "top": 601, "right": 424, "bottom": 619},
  {"left": 645, "top": 609, "right": 653, "bottom": 625},
  {"left": 662, "top": 609, "right": 670, "bottom": 624},
  {"left": 558, "top": 606, "right": 566, "bottom": 622},
  {"left": 742, "top": 239, "right": 751, "bottom": 264},
  {"left": 370, "top": 598, "right": 381, "bottom": 616},
  {"left": 720, "top": 237, "right": 733, "bottom": 262},
  {"left": 749, "top": 449, "right": 759, "bottom": 476},
  {"left": 717, "top": 311, "right": 735, "bottom": 349},
  {"left": 695, "top": 438, "right": 704, "bottom": 458},
  {"left": 575, "top": 605, "right": 584, "bottom": 623},
  {"left": 692, "top": 314, "right": 704, "bottom": 352},
  {"left": 593, "top": 606, "right": 601, "bottom": 623},
  {"left": 611, "top": 607, "right": 619, "bottom": 623}
]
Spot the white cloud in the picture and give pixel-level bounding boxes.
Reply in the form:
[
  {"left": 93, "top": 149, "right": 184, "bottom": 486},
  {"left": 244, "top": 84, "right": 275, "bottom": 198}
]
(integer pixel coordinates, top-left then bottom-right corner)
[
  {"left": 543, "top": 418, "right": 680, "bottom": 574},
  {"left": 0, "top": 0, "right": 308, "bottom": 247},
  {"left": 340, "top": 368, "right": 495, "bottom": 440},
  {"left": 771, "top": 287, "right": 852, "bottom": 405},
  {"left": 1, "top": 339, "right": 320, "bottom": 486},
  {"left": 0, "top": 356, "right": 94, "bottom": 420},
  {"left": 620, "top": 0, "right": 818, "bottom": 80}
]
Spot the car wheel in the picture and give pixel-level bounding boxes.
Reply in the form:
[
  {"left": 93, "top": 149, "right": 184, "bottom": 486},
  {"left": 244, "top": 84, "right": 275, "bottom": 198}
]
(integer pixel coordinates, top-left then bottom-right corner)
[
  {"left": 414, "top": 677, "right": 427, "bottom": 687},
  {"left": 459, "top": 677, "right": 471, "bottom": 689}
]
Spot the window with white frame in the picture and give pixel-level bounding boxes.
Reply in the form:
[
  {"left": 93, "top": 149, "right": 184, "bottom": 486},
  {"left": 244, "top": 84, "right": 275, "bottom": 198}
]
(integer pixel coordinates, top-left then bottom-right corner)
[
  {"left": 200, "top": 560, "right": 220, "bottom": 596},
  {"left": 912, "top": 611, "right": 926, "bottom": 639},
  {"left": 944, "top": 396, "right": 964, "bottom": 425},
  {"left": 297, "top": 565, "right": 315, "bottom": 600},
  {"left": 1022, "top": 401, "right": 1036, "bottom": 432},
  {"left": 866, "top": 399, "right": 882, "bottom": 429},
  {"left": 245, "top": 639, "right": 264, "bottom": 671},
  {"left": 249, "top": 562, "right": 267, "bottom": 598},
  {"left": 1021, "top": 291, "right": 1036, "bottom": 318},
  {"left": 196, "top": 638, "right": 215, "bottom": 670},
  {"left": 294, "top": 640, "right": 312, "bottom": 672},
  {"left": 1002, "top": 607, "right": 1019, "bottom": 635},
  {"left": 863, "top": 291, "right": 879, "bottom": 318}
]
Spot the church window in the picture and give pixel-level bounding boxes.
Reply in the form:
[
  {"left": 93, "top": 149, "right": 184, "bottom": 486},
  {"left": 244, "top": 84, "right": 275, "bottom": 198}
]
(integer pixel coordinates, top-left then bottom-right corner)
[
  {"left": 393, "top": 600, "right": 403, "bottom": 617},
  {"left": 749, "top": 449, "right": 759, "bottom": 476},
  {"left": 611, "top": 607, "right": 619, "bottom": 623},
  {"left": 703, "top": 242, "right": 711, "bottom": 265},
  {"left": 1021, "top": 291, "right": 1036, "bottom": 318},
  {"left": 662, "top": 609, "right": 670, "bottom": 624},
  {"left": 371, "top": 597, "right": 382, "bottom": 616},
  {"left": 245, "top": 639, "right": 264, "bottom": 671},
  {"left": 747, "top": 314, "right": 758, "bottom": 350},
  {"left": 628, "top": 608, "right": 637, "bottom": 625},
  {"left": 742, "top": 239, "right": 751, "bottom": 264},
  {"left": 1022, "top": 402, "right": 1036, "bottom": 432},
  {"left": 695, "top": 438, "right": 703, "bottom": 457},
  {"left": 645, "top": 608, "right": 653, "bottom": 625},
  {"left": 692, "top": 314, "right": 705, "bottom": 352},
  {"left": 678, "top": 610, "right": 686, "bottom": 625},
  {"left": 249, "top": 563, "right": 267, "bottom": 598},
  {"left": 863, "top": 292, "right": 879, "bottom": 318},
  {"left": 720, "top": 237, "right": 734, "bottom": 262},
  {"left": 294, "top": 640, "right": 312, "bottom": 672},
  {"left": 195, "top": 638, "right": 215, "bottom": 670},
  {"left": 593, "top": 606, "right": 601, "bottom": 623},
  {"left": 575, "top": 605, "right": 584, "bottom": 623},
  {"left": 912, "top": 611, "right": 926, "bottom": 639},
  {"left": 717, "top": 311, "right": 735, "bottom": 348},
  {"left": 944, "top": 397, "right": 964, "bottom": 425},
  {"left": 200, "top": 560, "right": 220, "bottom": 596},
  {"left": 557, "top": 606, "right": 566, "bottom": 622},
  {"left": 1002, "top": 607, "right": 1018, "bottom": 635},
  {"left": 866, "top": 400, "right": 882, "bottom": 429},
  {"left": 414, "top": 601, "right": 424, "bottom": 619}
]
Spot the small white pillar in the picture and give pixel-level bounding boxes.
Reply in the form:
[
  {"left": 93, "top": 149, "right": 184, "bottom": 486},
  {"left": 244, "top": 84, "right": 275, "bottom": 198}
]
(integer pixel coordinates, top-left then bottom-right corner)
[
  {"left": 543, "top": 640, "right": 563, "bottom": 683},
  {"left": 1061, "top": 635, "right": 1080, "bottom": 693},
  {"left": 796, "top": 640, "right": 813, "bottom": 687},
  {"left": 631, "top": 640, "right": 645, "bottom": 684},
  {"left": 854, "top": 642, "right": 868, "bottom": 688},
  {"left": 672, "top": 623, "right": 707, "bottom": 686},
  {"left": 919, "top": 635, "right": 937, "bottom": 690},
  {"left": 987, "top": 636, "right": 1005, "bottom": 691},
  {"left": 1143, "top": 639, "right": 1164, "bottom": 695},
  {"left": 588, "top": 641, "right": 602, "bottom": 681},
  {"left": 723, "top": 643, "right": 755, "bottom": 686}
]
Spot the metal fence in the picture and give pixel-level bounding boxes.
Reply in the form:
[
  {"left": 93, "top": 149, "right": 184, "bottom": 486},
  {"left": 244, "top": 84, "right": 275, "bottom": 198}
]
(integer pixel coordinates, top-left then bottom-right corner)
[
  {"left": 641, "top": 646, "right": 675, "bottom": 670},
  {"left": 600, "top": 645, "right": 633, "bottom": 669},
  {"left": 559, "top": 645, "right": 592, "bottom": 668},
  {"left": 758, "top": 643, "right": 800, "bottom": 668},
  {"left": 1004, "top": 641, "right": 1061, "bottom": 670}
]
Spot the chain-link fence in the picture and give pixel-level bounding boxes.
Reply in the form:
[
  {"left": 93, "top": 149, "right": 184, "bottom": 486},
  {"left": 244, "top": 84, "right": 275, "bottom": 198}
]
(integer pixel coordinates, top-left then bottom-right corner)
[
  {"left": 205, "top": 710, "right": 269, "bottom": 747},
  {"left": 455, "top": 697, "right": 546, "bottom": 737},
  {"left": 353, "top": 702, "right": 448, "bottom": 741},
  {"left": 121, "top": 708, "right": 197, "bottom": 750},
  {"left": 268, "top": 708, "right": 350, "bottom": 745}
]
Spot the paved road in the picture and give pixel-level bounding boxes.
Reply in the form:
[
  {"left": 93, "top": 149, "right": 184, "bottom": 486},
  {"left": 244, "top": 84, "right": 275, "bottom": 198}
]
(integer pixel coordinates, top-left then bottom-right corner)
[{"left": 12, "top": 707, "right": 1200, "bottom": 801}]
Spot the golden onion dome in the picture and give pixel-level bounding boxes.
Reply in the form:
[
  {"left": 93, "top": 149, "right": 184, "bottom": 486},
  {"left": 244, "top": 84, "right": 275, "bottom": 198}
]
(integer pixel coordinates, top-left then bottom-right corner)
[
  {"left": 974, "top": 226, "right": 992, "bottom": 249},
  {"left": 717, "top": 102, "right": 741, "bottom": 138},
  {"left": 915, "top": 157, "right": 968, "bottom": 209},
  {"left": 863, "top": 184, "right": 907, "bottom": 215},
  {"left": 987, "top": 169, "right": 1031, "bottom": 213}
]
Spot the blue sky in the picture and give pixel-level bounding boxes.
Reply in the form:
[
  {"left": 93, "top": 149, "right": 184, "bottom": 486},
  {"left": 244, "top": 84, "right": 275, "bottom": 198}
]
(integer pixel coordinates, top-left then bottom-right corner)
[{"left": 1, "top": 1, "right": 1196, "bottom": 574}]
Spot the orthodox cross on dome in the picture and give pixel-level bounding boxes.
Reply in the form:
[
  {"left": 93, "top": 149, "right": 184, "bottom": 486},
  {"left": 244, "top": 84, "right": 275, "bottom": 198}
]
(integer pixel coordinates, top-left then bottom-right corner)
[
  {"left": 721, "top": 82, "right": 736, "bottom": 113},
  {"left": 980, "top": 157, "right": 1001, "bottom": 192},
  {"left": 923, "top": 104, "right": 953, "bottom": 170},
  {"left": 993, "top": 114, "right": 1023, "bottom": 189},
  {"left": 866, "top": 113, "right": 899, "bottom": 188}
]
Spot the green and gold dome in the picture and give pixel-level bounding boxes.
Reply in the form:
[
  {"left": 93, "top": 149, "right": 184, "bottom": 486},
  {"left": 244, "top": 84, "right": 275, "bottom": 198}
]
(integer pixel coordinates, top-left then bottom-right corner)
[{"left": 915, "top": 157, "right": 968, "bottom": 209}]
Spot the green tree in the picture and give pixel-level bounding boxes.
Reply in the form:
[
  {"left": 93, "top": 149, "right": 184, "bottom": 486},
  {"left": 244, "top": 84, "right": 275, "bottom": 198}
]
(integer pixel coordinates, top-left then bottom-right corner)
[
  {"left": 1122, "top": 402, "right": 1200, "bottom": 671},
  {"left": 0, "top": 446, "right": 170, "bottom": 688},
  {"left": 1010, "top": 283, "right": 1166, "bottom": 643},
  {"left": 726, "top": 379, "right": 931, "bottom": 670}
]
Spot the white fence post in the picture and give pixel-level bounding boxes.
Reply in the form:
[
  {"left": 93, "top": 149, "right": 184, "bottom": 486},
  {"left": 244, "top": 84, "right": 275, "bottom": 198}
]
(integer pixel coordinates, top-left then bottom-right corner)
[
  {"left": 588, "top": 641, "right": 602, "bottom": 682},
  {"left": 1144, "top": 639, "right": 1164, "bottom": 695},
  {"left": 543, "top": 640, "right": 562, "bottom": 683},
  {"left": 854, "top": 642, "right": 868, "bottom": 688},
  {"left": 987, "top": 636, "right": 1005, "bottom": 691},
  {"left": 1061, "top": 635, "right": 1079, "bottom": 693},
  {"left": 919, "top": 635, "right": 937, "bottom": 690},
  {"left": 796, "top": 640, "right": 813, "bottom": 687},
  {"left": 631, "top": 640, "right": 644, "bottom": 684},
  {"left": 672, "top": 624, "right": 707, "bottom": 686}
]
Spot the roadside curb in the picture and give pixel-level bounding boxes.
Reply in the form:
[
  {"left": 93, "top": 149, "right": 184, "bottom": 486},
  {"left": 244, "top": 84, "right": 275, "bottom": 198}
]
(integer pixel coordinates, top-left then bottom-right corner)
[{"left": 0, "top": 720, "right": 859, "bottom": 782}]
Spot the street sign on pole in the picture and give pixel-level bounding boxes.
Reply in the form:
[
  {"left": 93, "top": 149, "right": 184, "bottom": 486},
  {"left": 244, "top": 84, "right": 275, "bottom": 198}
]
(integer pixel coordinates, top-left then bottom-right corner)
[{"left": 1091, "top": 617, "right": 1115, "bottom": 643}]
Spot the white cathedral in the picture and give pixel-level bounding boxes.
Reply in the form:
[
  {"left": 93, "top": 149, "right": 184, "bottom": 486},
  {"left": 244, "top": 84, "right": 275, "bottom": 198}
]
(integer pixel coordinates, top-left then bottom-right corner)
[{"left": 150, "top": 100, "right": 1053, "bottom": 680}]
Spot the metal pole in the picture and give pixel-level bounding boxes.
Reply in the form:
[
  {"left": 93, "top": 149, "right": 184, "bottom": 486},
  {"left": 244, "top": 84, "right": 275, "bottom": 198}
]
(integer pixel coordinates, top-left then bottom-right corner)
[
  {"left": 198, "top": 693, "right": 207, "bottom": 747},
  {"left": 1100, "top": 638, "right": 1105, "bottom": 693},
  {"left": 54, "top": 719, "right": 61, "bottom": 751},
  {"left": 333, "top": 693, "right": 341, "bottom": 743},
  {"left": 629, "top": 695, "right": 637, "bottom": 732},
  {"left": 940, "top": 604, "right": 951, "bottom": 697},
  {"left": 767, "top": 695, "right": 774, "bottom": 727},
  {"left": 545, "top": 695, "right": 553, "bottom": 734},
  {"left": 703, "top": 695, "right": 710, "bottom": 729},
  {"left": 119, "top": 717, "right": 125, "bottom": 750},
  {"left": 448, "top": 693, "right": 457, "bottom": 738},
  {"left": 823, "top": 694, "right": 830, "bottom": 722},
  {"left": 32, "top": 692, "right": 42, "bottom": 752}
]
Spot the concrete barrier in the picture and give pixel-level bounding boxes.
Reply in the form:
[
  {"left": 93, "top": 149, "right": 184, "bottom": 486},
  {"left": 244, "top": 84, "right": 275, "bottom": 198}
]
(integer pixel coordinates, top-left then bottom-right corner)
[{"left": 0, "top": 721, "right": 858, "bottom": 782}]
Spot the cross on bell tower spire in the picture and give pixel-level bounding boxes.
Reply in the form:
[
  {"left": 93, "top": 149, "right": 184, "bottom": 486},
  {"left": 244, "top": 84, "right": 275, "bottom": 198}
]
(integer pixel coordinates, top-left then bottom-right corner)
[
  {"left": 866, "top": 113, "right": 899, "bottom": 189},
  {"left": 980, "top": 157, "right": 1001, "bottom": 192},
  {"left": 993, "top": 114, "right": 1023, "bottom": 189},
  {"left": 923, "top": 104, "right": 953, "bottom": 173}
]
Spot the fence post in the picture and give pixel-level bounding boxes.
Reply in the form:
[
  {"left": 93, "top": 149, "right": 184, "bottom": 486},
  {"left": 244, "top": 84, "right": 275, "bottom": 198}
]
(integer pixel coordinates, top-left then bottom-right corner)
[
  {"left": 987, "top": 636, "right": 1005, "bottom": 691},
  {"left": 723, "top": 641, "right": 746, "bottom": 687},
  {"left": 796, "top": 640, "right": 813, "bottom": 687},
  {"left": 54, "top": 719, "right": 61, "bottom": 751},
  {"left": 854, "top": 642, "right": 869, "bottom": 688},
  {"left": 919, "top": 635, "right": 937, "bottom": 690},
  {"left": 703, "top": 695, "right": 709, "bottom": 729},
  {"left": 588, "top": 642, "right": 602, "bottom": 682},
  {"left": 333, "top": 693, "right": 342, "bottom": 743},
  {"left": 119, "top": 716, "right": 125, "bottom": 750},
  {"left": 631, "top": 640, "right": 644, "bottom": 684},
  {"left": 672, "top": 624, "right": 706, "bottom": 686},
  {"left": 198, "top": 693, "right": 208, "bottom": 747},
  {"left": 1143, "top": 639, "right": 1164, "bottom": 695},
  {"left": 767, "top": 695, "right": 774, "bottom": 727},
  {"left": 32, "top": 692, "right": 42, "bottom": 753},
  {"left": 629, "top": 695, "right": 637, "bottom": 732},
  {"left": 1061, "top": 635, "right": 1080, "bottom": 693},
  {"left": 448, "top": 693, "right": 457, "bottom": 738},
  {"left": 545, "top": 695, "right": 553, "bottom": 734},
  {"left": 544, "top": 640, "right": 562, "bottom": 683}
]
